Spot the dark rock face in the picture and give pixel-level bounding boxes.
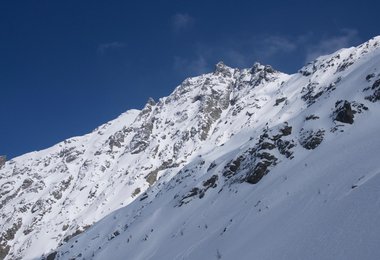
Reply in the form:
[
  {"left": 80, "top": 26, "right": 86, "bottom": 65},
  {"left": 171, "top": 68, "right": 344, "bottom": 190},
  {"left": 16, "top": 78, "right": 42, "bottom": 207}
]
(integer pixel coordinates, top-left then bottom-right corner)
[
  {"left": 223, "top": 156, "right": 243, "bottom": 178},
  {"left": 334, "top": 100, "right": 354, "bottom": 124},
  {"left": 145, "top": 160, "right": 180, "bottom": 186},
  {"left": 221, "top": 124, "right": 295, "bottom": 185},
  {"left": 299, "top": 129, "right": 325, "bottom": 150},
  {"left": 301, "top": 82, "right": 323, "bottom": 106},
  {"left": 365, "top": 79, "right": 380, "bottom": 102},
  {"left": 0, "top": 218, "right": 22, "bottom": 260},
  {"left": 366, "top": 73, "right": 375, "bottom": 81},
  {"left": 276, "top": 139, "right": 296, "bottom": 158},
  {"left": 249, "top": 63, "right": 277, "bottom": 87},
  {"left": 203, "top": 175, "right": 218, "bottom": 189},
  {"left": 178, "top": 187, "right": 201, "bottom": 206},
  {"left": 179, "top": 175, "right": 220, "bottom": 205},
  {"left": 246, "top": 161, "right": 272, "bottom": 184},
  {"left": 274, "top": 97, "right": 287, "bottom": 106},
  {"left": 299, "top": 61, "right": 317, "bottom": 76},
  {"left": 0, "top": 155, "right": 6, "bottom": 168},
  {"left": 305, "top": 115, "right": 320, "bottom": 121},
  {"left": 336, "top": 60, "right": 354, "bottom": 73},
  {"left": 21, "top": 178, "right": 34, "bottom": 189},
  {"left": 46, "top": 251, "right": 57, "bottom": 260},
  {"left": 246, "top": 154, "right": 278, "bottom": 184},
  {"left": 0, "top": 244, "right": 10, "bottom": 260}
]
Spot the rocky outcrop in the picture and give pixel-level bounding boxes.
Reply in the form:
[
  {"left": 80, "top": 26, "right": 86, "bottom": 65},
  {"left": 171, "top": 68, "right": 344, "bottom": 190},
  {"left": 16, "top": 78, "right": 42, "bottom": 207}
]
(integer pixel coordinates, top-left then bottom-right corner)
[
  {"left": 0, "top": 156, "right": 6, "bottom": 168},
  {"left": 365, "top": 79, "right": 380, "bottom": 102},
  {"left": 299, "top": 129, "right": 325, "bottom": 150},
  {"left": 221, "top": 124, "right": 295, "bottom": 185},
  {"left": 333, "top": 100, "right": 354, "bottom": 124}
]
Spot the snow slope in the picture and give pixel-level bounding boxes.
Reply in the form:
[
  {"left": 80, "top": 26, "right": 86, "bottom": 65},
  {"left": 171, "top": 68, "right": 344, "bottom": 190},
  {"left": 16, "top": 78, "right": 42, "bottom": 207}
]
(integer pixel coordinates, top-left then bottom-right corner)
[{"left": 1, "top": 36, "right": 380, "bottom": 260}]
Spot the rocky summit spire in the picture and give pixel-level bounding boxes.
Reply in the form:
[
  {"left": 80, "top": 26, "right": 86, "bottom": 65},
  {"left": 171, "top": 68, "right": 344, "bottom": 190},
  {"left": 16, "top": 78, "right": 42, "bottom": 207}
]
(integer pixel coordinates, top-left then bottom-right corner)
[{"left": 214, "top": 61, "right": 234, "bottom": 77}]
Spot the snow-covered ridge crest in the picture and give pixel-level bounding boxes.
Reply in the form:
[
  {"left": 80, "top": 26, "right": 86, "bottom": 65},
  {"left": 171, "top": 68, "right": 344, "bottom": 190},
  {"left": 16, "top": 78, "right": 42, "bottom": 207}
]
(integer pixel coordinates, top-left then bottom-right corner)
[{"left": 1, "top": 36, "right": 380, "bottom": 260}]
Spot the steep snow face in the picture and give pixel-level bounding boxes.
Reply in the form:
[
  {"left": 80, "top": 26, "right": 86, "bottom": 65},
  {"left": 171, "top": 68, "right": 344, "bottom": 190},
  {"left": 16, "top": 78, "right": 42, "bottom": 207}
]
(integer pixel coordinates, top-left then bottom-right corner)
[{"left": 1, "top": 37, "right": 380, "bottom": 260}]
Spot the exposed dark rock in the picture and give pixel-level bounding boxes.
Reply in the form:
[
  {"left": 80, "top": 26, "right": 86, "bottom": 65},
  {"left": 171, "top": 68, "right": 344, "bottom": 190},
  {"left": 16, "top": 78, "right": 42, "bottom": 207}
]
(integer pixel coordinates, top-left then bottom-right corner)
[
  {"left": 51, "top": 176, "right": 73, "bottom": 201},
  {"left": 147, "top": 97, "right": 156, "bottom": 106},
  {"left": 325, "top": 77, "right": 341, "bottom": 94},
  {"left": 109, "top": 230, "right": 121, "bottom": 241},
  {"left": 250, "top": 63, "right": 277, "bottom": 86},
  {"left": 59, "top": 147, "right": 75, "bottom": 158},
  {"left": 0, "top": 186, "right": 22, "bottom": 210},
  {"left": 198, "top": 89, "right": 229, "bottom": 140},
  {"left": 366, "top": 73, "right": 375, "bottom": 81},
  {"left": 246, "top": 159, "right": 276, "bottom": 184},
  {"left": 365, "top": 79, "right": 380, "bottom": 102},
  {"left": 333, "top": 100, "right": 354, "bottom": 124},
  {"left": 129, "top": 122, "right": 154, "bottom": 154},
  {"left": 299, "top": 61, "right": 318, "bottom": 76},
  {"left": 145, "top": 169, "right": 159, "bottom": 186},
  {"left": 46, "top": 251, "right": 57, "bottom": 260},
  {"left": 272, "top": 123, "right": 292, "bottom": 140},
  {"left": 305, "top": 115, "right": 320, "bottom": 121},
  {"left": 21, "top": 178, "right": 33, "bottom": 189},
  {"left": 0, "top": 218, "right": 22, "bottom": 259},
  {"left": 0, "top": 155, "right": 6, "bottom": 168},
  {"left": 276, "top": 139, "right": 296, "bottom": 158},
  {"left": 299, "top": 129, "right": 325, "bottom": 150},
  {"left": 256, "top": 152, "right": 277, "bottom": 161},
  {"left": 2, "top": 218, "right": 22, "bottom": 241},
  {"left": 365, "top": 89, "right": 380, "bottom": 102},
  {"left": 65, "top": 154, "right": 77, "bottom": 163},
  {"left": 179, "top": 175, "right": 219, "bottom": 205},
  {"left": 193, "top": 95, "right": 203, "bottom": 103},
  {"left": 108, "top": 131, "right": 126, "bottom": 150},
  {"left": 145, "top": 160, "right": 180, "bottom": 186},
  {"left": 63, "top": 225, "right": 91, "bottom": 243},
  {"left": 1, "top": 181, "right": 15, "bottom": 196},
  {"left": 0, "top": 244, "right": 10, "bottom": 260},
  {"left": 203, "top": 175, "right": 218, "bottom": 189},
  {"left": 301, "top": 82, "right": 323, "bottom": 106},
  {"left": 223, "top": 126, "right": 294, "bottom": 185},
  {"left": 351, "top": 102, "right": 369, "bottom": 114},
  {"left": 62, "top": 224, "right": 69, "bottom": 231},
  {"left": 179, "top": 187, "right": 200, "bottom": 206},
  {"left": 259, "top": 142, "right": 276, "bottom": 150},
  {"left": 223, "top": 156, "right": 243, "bottom": 178},
  {"left": 139, "top": 193, "right": 148, "bottom": 201},
  {"left": 214, "top": 61, "right": 233, "bottom": 77},
  {"left": 31, "top": 199, "right": 46, "bottom": 213},
  {"left": 132, "top": 187, "right": 141, "bottom": 197},
  {"left": 207, "top": 162, "right": 217, "bottom": 172},
  {"left": 336, "top": 60, "right": 354, "bottom": 72},
  {"left": 280, "top": 125, "right": 292, "bottom": 136},
  {"left": 274, "top": 97, "right": 287, "bottom": 106},
  {"left": 372, "top": 79, "right": 380, "bottom": 90}
]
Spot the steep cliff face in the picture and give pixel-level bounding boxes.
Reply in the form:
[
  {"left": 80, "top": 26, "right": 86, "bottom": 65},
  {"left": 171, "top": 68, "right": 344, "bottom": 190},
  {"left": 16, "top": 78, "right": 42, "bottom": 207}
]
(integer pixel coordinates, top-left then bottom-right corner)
[{"left": 1, "top": 36, "right": 380, "bottom": 260}]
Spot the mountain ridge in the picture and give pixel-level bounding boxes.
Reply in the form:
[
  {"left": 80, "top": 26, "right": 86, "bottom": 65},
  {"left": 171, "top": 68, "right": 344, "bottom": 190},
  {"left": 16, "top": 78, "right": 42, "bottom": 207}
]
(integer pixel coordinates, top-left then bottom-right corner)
[{"left": 1, "top": 36, "right": 380, "bottom": 260}]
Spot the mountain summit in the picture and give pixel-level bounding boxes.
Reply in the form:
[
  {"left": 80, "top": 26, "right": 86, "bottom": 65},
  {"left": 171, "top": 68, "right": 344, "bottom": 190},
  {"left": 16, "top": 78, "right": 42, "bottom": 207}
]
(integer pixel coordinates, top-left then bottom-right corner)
[{"left": 1, "top": 36, "right": 380, "bottom": 260}]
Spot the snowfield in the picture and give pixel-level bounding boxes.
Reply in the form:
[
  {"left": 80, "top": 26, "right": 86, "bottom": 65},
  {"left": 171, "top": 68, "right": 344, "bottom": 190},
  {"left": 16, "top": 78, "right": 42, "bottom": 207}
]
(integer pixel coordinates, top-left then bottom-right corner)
[{"left": 1, "top": 36, "right": 380, "bottom": 260}]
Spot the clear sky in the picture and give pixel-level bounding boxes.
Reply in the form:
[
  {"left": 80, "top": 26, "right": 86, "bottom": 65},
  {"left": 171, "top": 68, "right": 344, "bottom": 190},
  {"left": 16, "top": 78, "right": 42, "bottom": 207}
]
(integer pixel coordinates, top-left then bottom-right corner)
[{"left": 1, "top": 0, "right": 379, "bottom": 159}]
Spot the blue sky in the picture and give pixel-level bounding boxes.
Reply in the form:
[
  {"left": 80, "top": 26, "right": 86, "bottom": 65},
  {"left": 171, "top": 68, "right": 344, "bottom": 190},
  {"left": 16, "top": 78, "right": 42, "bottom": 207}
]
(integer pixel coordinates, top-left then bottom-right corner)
[{"left": 1, "top": 0, "right": 379, "bottom": 159}]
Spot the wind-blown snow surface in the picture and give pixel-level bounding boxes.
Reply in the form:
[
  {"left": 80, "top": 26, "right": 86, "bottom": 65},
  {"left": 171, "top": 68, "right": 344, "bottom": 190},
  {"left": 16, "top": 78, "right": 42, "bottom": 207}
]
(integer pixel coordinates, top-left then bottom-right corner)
[{"left": 1, "top": 36, "right": 380, "bottom": 260}]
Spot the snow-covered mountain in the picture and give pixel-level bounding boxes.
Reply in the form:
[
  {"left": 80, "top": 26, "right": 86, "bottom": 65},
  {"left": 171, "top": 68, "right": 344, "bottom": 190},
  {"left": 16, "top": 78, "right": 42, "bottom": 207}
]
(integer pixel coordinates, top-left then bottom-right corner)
[{"left": 1, "top": 36, "right": 380, "bottom": 260}]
